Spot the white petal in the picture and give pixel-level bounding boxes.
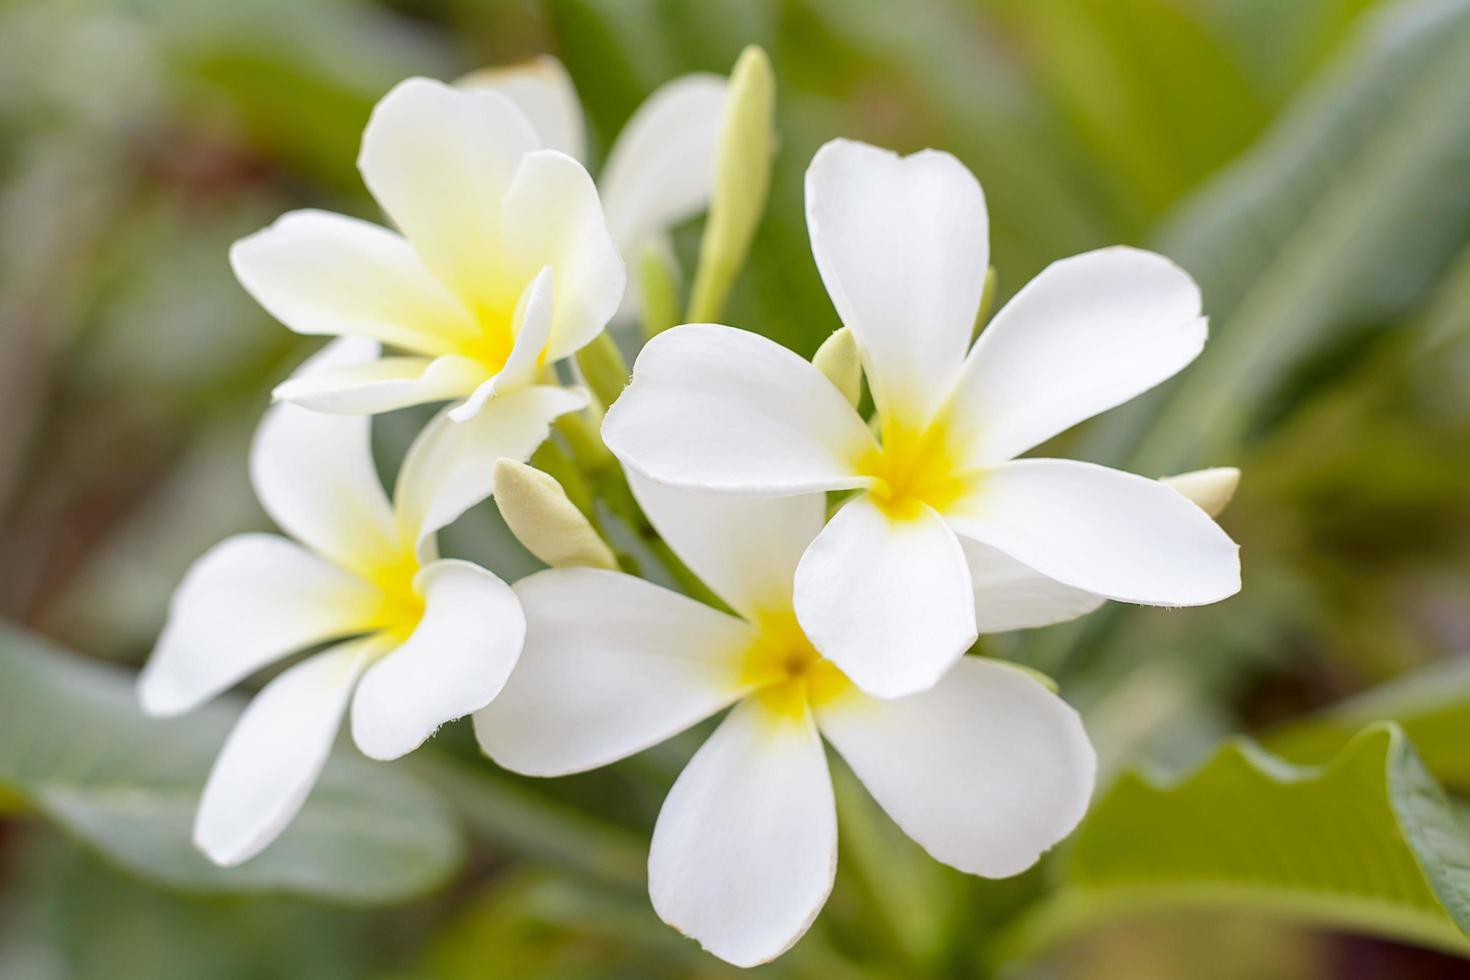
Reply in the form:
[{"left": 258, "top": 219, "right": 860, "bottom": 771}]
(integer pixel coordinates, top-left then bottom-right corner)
[
  {"left": 194, "top": 637, "right": 382, "bottom": 866},
  {"left": 444, "top": 266, "right": 554, "bottom": 425},
  {"left": 500, "top": 149, "right": 625, "bottom": 363},
  {"left": 947, "top": 459, "right": 1241, "bottom": 606},
  {"left": 805, "top": 139, "right": 987, "bottom": 425},
  {"left": 603, "top": 323, "right": 875, "bottom": 495},
  {"left": 393, "top": 385, "right": 588, "bottom": 552},
  {"left": 815, "top": 657, "right": 1095, "bottom": 878},
  {"left": 960, "top": 536, "right": 1105, "bottom": 634},
  {"left": 358, "top": 77, "right": 540, "bottom": 313},
  {"left": 229, "top": 209, "right": 478, "bottom": 356},
  {"left": 458, "top": 55, "right": 585, "bottom": 161},
  {"left": 600, "top": 73, "right": 727, "bottom": 258},
  {"left": 628, "top": 471, "right": 823, "bottom": 621},
  {"left": 947, "top": 247, "right": 1206, "bottom": 466},
  {"left": 251, "top": 347, "right": 403, "bottom": 575},
  {"left": 474, "top": 568, "right": 754, "bottom": 776},
  {"left": 793, "top": 496, "right": 976, "bottom": 699},
  {"left": 350, "top": 560, "right": 523, "bottom": 760},
  {"left": 138, "top": 534, "right": 383, "bottom": 716},
  {"left": 273, "top": 353, "right": 484, "bottom": 415},
  {"left": 649, "top": 697, "right": 836, "bottom": 967}
]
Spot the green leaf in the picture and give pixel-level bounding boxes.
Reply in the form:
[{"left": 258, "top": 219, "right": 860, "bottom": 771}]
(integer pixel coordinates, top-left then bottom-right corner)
[
  {"left": 0, "top": 622, "right": 463, "bottom": 904},
  {"left": 1000, "top": 724, "right": 1470, "bottom": 962},
  {"left": 1092, "top": 0, "right": 1470, "bottom": 473},
  {"left": 1267, "top": 659, "right": 1470, "bottom": 789}
]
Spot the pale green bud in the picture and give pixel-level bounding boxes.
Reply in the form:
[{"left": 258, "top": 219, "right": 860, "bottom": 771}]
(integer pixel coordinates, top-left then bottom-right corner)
[
  {"left": 686, "top": 45, "right": 776, "bottom": 323},
  {"left": 638, "top": 241, "right": 682, "bottom": 340},
  {"left": 812, "top": 327, "right": 862, "bottom": 407},
  {"left": 493, "top": 459, "right": 618, "bottom": 570},
  {"left": 1162, "top": 467, "right": 1241, "bottom": 517},
  {"left": 574, "top": 332, "right": 631, "bottom": 411}
]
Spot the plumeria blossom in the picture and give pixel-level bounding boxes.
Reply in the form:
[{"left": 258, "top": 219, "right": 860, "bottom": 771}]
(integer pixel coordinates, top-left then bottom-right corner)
[
  {"left": 604, "top": 138, "right": 1242, "bottom": 699},
  {"left": 475, "top": 476, "right": 1094, "bottom": 967},
  {"left": 460, "top": 55, "right": 727, "bottom": 321},
  {"left": 138, "top": 340, "right": 526, "bottom": 867},
  {"left": 230, "top": 75, "right": 622, "bottom": 453}
]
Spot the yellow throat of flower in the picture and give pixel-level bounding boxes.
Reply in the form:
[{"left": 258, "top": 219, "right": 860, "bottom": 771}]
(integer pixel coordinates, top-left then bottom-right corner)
[
  {"left": 361, "top": 549, "right": 428, "bottom": 642},
  {"left": 857, "top": 417, "right": 972, "bottom": 520},
  {"left": 739, "top": 610, "right": 853, "bottom": 720}
]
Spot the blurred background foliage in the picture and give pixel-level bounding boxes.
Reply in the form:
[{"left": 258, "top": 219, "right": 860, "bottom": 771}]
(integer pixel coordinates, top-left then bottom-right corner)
[{"left": 3, "top": 0, "right": 1470, "bottom": 977}]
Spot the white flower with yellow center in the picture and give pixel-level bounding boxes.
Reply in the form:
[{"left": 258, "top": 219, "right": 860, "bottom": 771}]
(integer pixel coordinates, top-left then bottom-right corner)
[
  {"left": 138, "top": 340, "right": 526, "bottom": 867},
  {"left": 230, "top": 74, "right": 623, "bottom": 440},
  {"left": 474, "top": 474, "right": 1093, "bottom": 966},
  {"left": 603, "top": 138, "right": 1242, "bottom": 700},
  {"left": 459, "top": 55, "right": 726, "bottom": 321}
]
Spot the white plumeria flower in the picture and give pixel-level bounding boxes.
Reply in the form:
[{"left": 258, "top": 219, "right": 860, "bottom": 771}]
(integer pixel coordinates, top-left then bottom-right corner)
[
  {"left": 138, "top": 339, "right": 526, "bottom": 867},
  {"left": 603, "top": 138, "right": 1242, "bottom": 700},
  {"left": 459, "top": 55, "right": 727, "bottom": 321},
  {"left": 230, "top": 75, "right": 623, "bottom": 442},
  {"left": 475, "top": 475, "right": 1094, "bottom": 967}
]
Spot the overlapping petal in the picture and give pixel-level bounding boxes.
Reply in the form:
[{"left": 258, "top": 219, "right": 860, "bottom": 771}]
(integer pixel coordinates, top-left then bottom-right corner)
[
  {"left": 358, "top": 77, "right": 540, "bottom": 313},
  {"left": 600, "top": 73, "right": 728, "bottom": 259},
  {"left": 628, "top": 471, "right": 823, "bottom": 621},
  {"left": 648, "top": 697, "right": 836, "bottom": 967},
  {"left": 946, "top": 459, "right": 1241, "bottom": 606},
  {"left": 193, "top": 636, "right": 383, "bottom": 866},
  {"left": 251, "top": 340, "right": 404, "bottom": 576},
  {"left": 793, "top": 496, "right": 976, "bottom": 698},
  {"left": 273, "top": 353, "right": 483, "bottom": 416},
  {"left": 474, "top": 569, "right": 756, "bottom": 776},
  {"left": 138, "top": 534, "right": 384, "bottom": 717},
  {"left": 816, "top": 657, "right": 1095, "bottom": 878},
  {"left": 350, "top": 560, "right": 523, "bottom": 761},
  {"left": 806, "top": 139, "right": 987, "bottom": 425},
  {"left": 448, "top": 266, "right": 554, "bottom": 422},
  {"left": 393, "top": 385, "right": 588, "bottom": 553},
  {"left": 500, "top": 149, "right": 626, "bottom": 363},
  {"left": 603, "top": 323, "right": 875, "bottom": 495},
  {"left": 945, "top": 247, "right": 1206, "bottom": 466},
  {"left": 960, "top": 537, "right": 1105, "bottom": 634},
  {"left": 230, "top": 210, "right": 478, "bottom": 356},
  {"left": 458, "top": 55, "right": 585, "bottom": 161}
]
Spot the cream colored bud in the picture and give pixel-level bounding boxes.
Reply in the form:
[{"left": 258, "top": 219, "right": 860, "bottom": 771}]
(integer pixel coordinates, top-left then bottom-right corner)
[
  {"left": 493, "top": 459, "right": 618, "bottom": 570},
  {"left": 812, "top": 327, "right": 862, "bottom": 407},
  {"left": 1162, "top": 467, "right": 1241, "bottom": 518}
]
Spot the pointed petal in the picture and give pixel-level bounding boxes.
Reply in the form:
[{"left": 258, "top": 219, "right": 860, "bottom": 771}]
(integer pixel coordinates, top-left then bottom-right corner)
[
  {"left": 628, "top": 471, "right": 823, "bottom": 621},
  {"left": 393, "top": 385, "right": 588, "bottom": 552},
  {"left": 474, "top": 568, "right": 754, "bottom": 776},
  {"left": 358, "top": 77, "right": 540, "bottom": 312},
  {"left": 960, "top": 536, "right": 1105, "bottom": 634},
  {"left": 649, "top": 698, "right": 836, "bottom": 968},
  {"left": 229, "top": 209, "right": 478, "bottom": 356},
  {"left": 273, "top": 353, "right": 484, "bottom": 415},
  {"left": 251, "top": 341, "right": 403, "bottom": 575},
  {"left": 444, "top": 266, "right": 555, "bottom": 424},
  {"left": 193, "top": 637, "right": 381, "bottom": 866},
  {"left": 600, "top": 73, "right": 727, "bottom": 257},
  {"left": 138, "top": 534, "right": 383, "bottom": 716},
  {"left": 603, "top": 323, "right": 875, "bottom": 495},
  {"left": 805, "top": 139, "right": 987, "bottom": 425},
  {"left": 500, "top": 149, "right": 625, "bottom": 363},
  {"left": 816, "top": 657, "right": 1095, "bottom": 878},
  {"left": 350, "top": 560, "right": 523, "bottom": 760},
  {"left": 947, "top": 459, "right": 1241, "bottom": 606},
  {"left": 793, "top": 496, "right": 976, "bottom": 699},
  {"left": 458, "top": 55, "right": 585, "bottom": 161},
  {"left": 947, "top": 247, "right": 1206, "bottom": 466}
]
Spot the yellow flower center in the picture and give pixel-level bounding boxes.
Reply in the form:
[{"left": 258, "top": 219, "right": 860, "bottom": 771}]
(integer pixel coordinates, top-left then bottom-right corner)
[
  {"left": 359, "top": 549, "right": 427, "bottom": 642},
  {"left": 739, "top": 609, "right": 854, "bottom": 720},
  {"left": 857, "top": 418, "right": 973, "bottom": 520}
]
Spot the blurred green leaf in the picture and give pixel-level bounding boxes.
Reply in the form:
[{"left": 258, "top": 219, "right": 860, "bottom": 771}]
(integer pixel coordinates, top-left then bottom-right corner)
[
  {"left": 1267, "top": 659, "right": 1470, "bottom": 788},
  {"left": 1095, "top": 0, "right": 1470, "bottom": 474},
  {"left": 0, "top": 621, "right": 463, "bottom": 903},
  {"left": 1001, "top": 724, "right": 1470, "bottom": 962}
]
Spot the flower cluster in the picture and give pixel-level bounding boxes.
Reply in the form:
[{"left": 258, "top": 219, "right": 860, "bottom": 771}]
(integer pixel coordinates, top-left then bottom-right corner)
[{"left": 140, "top": 53, "right": 1241, "bottom": 967}]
